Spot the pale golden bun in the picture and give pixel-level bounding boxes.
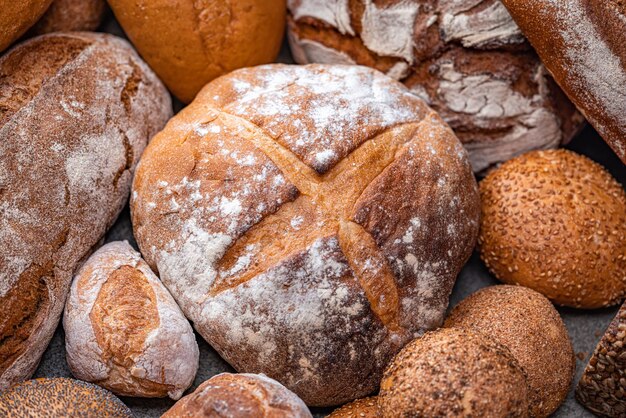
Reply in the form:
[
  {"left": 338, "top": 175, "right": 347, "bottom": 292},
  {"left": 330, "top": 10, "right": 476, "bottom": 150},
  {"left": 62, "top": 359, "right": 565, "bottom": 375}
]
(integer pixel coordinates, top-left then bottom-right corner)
[
  {"left": 379, "top": 328, "right": 530, "bottom": 417},
  {"left": 479, "top": 149, "right": 626, "bottom": 308},
  {"left": 445, "top": 285, "right": 575, "bottom": 417},
  {"left": 108, "top": 0, "right": 286, "bottom": 103},
  {"left": 327, "top": 397, "right": 380, "bottom": 418},
  {"left": 0, "top": 0, "right": 52, "bottom": 51}
]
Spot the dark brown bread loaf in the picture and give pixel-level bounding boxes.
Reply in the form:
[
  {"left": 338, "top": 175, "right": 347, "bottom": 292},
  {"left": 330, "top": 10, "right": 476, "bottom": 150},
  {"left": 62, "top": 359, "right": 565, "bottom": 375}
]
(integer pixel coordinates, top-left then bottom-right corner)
[
  {"left": 29, "top": 0, "right": 106, "bottom": 36},
  {"left": 131, "top": 64, "right": 480, "bottom": 406},
  {"left": 0, "top": 32, "right": 172, "bottom": 391}
]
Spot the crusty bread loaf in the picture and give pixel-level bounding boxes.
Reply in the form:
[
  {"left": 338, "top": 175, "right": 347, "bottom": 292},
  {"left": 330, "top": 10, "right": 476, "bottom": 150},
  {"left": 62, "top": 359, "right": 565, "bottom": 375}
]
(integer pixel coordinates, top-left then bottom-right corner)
[
  {"left": 0, "top": 32, "right": 172, "bottom": 391},
  {"left": 64, "top": 241, "right": 199, "bottom": 400},
  {"left": 107, "top": 0, "right": 286, "bottom": 103},
  {"left": 131, "top": 64, "right": 480, "bottom": 405},
  {"left": 501, "top": 0, "right": 626, "bottom": 165},
  {"left": 379, "top": 328, "right": 530, "bottom": 417},
  {"left": 29, "top": 0, "right": 106, "bottom": 35},
  {"left": 287, "top": 0, "right": 584, "bottom": 173},
  {"left": 328, "top": 397, "right": 380, "bottom": 418},
  {"left": 0, "top": 0, "right": 52, "bottom": 52},
  {"left": 478, "top": 149, "right": 626, "bottom": 308},
  {"left": 0, "top": 378, "right": 132, "bottom": 417},
  {"left": 445, "top": 285, "right": 575, "bottom": 417},
  {"left": 162, "top": 373, "right": 312, "bottom": 418},
  {"left": 576, "top": 301, "right": 626, "bottom": 417}
]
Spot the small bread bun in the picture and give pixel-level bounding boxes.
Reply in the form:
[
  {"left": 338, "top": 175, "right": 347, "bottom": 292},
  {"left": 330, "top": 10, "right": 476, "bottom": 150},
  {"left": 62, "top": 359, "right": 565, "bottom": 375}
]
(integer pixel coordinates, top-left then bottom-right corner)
[
  {"left": 445, "top": 285, "right": 575, "bottom": 417},
  {"left": 0, "top": 378, "right": 132, "bottom": 417},
  {"left": 576, "top": 301, "right": 626, "bottom": 417},
  {"left": 162, "top": 373, "right": 312, "bottom": 418},
  {"left": 328, "top": 397, "right": 380, "bottom": 417},
  {"left": 30, "top": 0, "right": 106, "bottom": 35},
  {"left": 479, "top": 149, "right": 626, "bottom": 308},
  {"left": 379, "top": 328, "right": 530, "bottom": 417}
]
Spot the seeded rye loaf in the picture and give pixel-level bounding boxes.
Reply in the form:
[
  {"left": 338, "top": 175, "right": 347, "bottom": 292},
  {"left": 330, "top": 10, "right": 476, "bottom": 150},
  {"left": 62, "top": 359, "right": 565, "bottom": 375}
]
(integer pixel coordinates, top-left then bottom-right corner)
[{"left": 0, "top": 32, "right": 172, "bottom": 391}]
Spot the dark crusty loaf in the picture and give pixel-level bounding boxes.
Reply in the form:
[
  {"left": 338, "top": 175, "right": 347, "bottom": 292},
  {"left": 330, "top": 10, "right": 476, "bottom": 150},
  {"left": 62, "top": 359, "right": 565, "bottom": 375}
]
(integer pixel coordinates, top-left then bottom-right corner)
[
  {"left": 131, "top": 63, "right": 480, "bottom": 406},
  {"left": 0, "top": 32, "right": 172, "bottom": 391},
  {"left": 501, "top": 0, "right": 626, "bottom": 165},
  {"left": 287, "top": 0, "right": 584, "bottom": 173},
  {"left": 29, "top": 0, "right": 107, "bottom": 36}
]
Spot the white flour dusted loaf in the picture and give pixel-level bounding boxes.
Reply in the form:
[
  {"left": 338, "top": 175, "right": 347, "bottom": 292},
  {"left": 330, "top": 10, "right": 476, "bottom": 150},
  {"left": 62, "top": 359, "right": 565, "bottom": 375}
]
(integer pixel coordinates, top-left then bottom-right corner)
[
  {"left": 287, "top": 0, "right": 584, "bottom": 173},
  {"left": 131, "top": 64, "right": 480, "bottom": 406},
  {"left": 64, "top": 241, "right": 199, "bottom": 400},
  {"left": 0, "top": 32, "right": 172, "bottom": 391}
]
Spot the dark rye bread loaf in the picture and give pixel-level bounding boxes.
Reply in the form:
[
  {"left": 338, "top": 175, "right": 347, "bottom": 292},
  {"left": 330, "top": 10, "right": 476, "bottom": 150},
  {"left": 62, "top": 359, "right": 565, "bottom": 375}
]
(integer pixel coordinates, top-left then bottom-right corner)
[
  {"left": 29, "top": 0, "right": 107, "bottom": 36},
  {"left": 0, "top": 32, "right": 172, "bottom": 391}
]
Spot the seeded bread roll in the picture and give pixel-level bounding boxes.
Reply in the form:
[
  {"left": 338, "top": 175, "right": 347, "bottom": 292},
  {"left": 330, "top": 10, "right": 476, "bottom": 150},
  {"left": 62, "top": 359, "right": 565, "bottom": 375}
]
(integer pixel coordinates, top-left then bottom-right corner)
[
  {"left": 108, "top": 0, "right": 286, "bottom": 103},
  {"left": 64, "top": 241, "right": 199, "bottom": 400},
  {"left": 445, "top": 285, "right": 575, "bottom": 417},
  {"left": 327, "top": 397, "right": 380, "bottom": 418},
  {"left": 287, "top": 0, "right": 583, "bottom": 173},
  {"left": 0, "top": 0, "right": 52, "bottom": 52},
  {"left": 0, "top": 32, "right": 172, "bottom": 391},
  {"left": 576, "top": 301, "right": 626, "bottom": 417},
  {"left": 0, "top": 378, "right": 132, "bottom": 417},
  {"left": 30, "top": 0, "right": 106, "bottom": 35},
  {"left": 479, "top": 149, "right": 626, "bottom": 308},
  {"left": 162, "top": 373, "right": 312, "bottom": 418},
  {"left": 379, "top": 328, "right": 530, "bottom": 417},
  {"left": 501, "top": 0, "right": 626, "bottom": 165},
  {"left": 131, "top": 64, "right": 480, "bottom": 405}
]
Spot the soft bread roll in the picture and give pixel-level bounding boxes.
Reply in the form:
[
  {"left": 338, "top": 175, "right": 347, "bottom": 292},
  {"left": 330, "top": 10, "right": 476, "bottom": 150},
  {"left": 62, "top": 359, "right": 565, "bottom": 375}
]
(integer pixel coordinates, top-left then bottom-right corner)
[
  {"left": 328, "top": 397, "right": 380, "bottom": 418},
  {"left": 501, "top": 0, "right": 626, "bottom": 165},
  {"left": 108, "top": 0, "right": 286, "bottom": 103},
  {"left": 576, "top": 301, "right": 626, "bottom": 417},
  {"left": 0, "top": 32, "right": 172, "bottom": 391},
  {"left": 0, "top": 378, "right": 132, "bottom": 417},
  {"left": 64, "top": 241, "right": 199, "bottom": 400},
  {"left": 445, "top": 285, "right": 575, "bottom": 417},
  {"left": 379, "top": 328, "right": 530, "bottom": 417},
  {"left": 479, "top": 149, "right": 626, "bottom": 308},
  {"left": 287, "top": 0, "right": 583, "bottom": 173},
  {"left": 162, "top": 373, "right": 312, "bottom": 418},
  {"left": 30, "top": 0, "right": 106, "bottom": 35},
  {"left": 0, "top": 0, "right": 52, "bottom": 52},
  {"left": 131, "top": 64, "right": 480, "bottom": 405}
]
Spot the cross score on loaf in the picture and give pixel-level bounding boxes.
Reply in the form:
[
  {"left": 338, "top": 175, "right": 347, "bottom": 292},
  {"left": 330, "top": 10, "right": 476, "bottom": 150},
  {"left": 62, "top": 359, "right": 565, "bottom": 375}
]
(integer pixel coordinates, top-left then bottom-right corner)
[{"left": 131, "top": 64, "right": 480, "bottom": 406}]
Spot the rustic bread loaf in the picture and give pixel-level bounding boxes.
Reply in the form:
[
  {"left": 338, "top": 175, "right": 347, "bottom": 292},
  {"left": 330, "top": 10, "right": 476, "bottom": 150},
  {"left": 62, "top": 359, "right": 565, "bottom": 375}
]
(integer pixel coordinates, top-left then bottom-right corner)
[
  {"left": 0, "top": 32, "right": 172, "bottom": 391},
  {"left": 0, "top": 0, "right": 52, "bottom": 52},
  {"left": 328, "top": 397, "right": 380, "bottom": 418},
  {"left": 161, "top": 373, "right": 312, "bottom": 418},
  {"left": 445, "top": 285, "right": 575, "bottom": 417},
  {"left": 287, "top": 0, "right": 583, "bottom": 173},
  {"left": 501, "top": 0, "right": 626, "bottom": 165},
  {"left": 0, "top": 378, "right": 132, "bottom": 417},
  {"left": 576, "top": 301, "right": 626, "bottom": 417},
  {"left": 107, "top": 0, "right": 286, "bottom": 103},
  {"left": 478, "top": 149, "right": 626, "bottom": 308},
  {"left": 64, "top": 241, "right": 199, "bottom": 399},
  {"left": 29, "top": 0, "right": 106, "bottom": 36},
  {"left": 131, "top": 64, "right": 480, "bottom": 405},
  {"left": 379, "top": 327, "right": 530, "bottom": 417}
]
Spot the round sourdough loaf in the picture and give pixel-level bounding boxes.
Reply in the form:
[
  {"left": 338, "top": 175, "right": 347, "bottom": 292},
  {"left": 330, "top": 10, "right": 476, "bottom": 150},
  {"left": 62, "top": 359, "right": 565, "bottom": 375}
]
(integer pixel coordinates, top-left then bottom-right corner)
[
  {"left": 162, "top": 373, "right": 312, "bottom": 418},
  {"left": 29, "top": 0, "right": 106, "bottom": 36},
  {"left": 287, "top": 0, "right": 583, "bottom": 173},
  {"left": 0, "top": 0, "right": 52, "bottom": 52},
  {"left": 501, "top": 0, "right": 626, "bottom": 165},
  {"left": 64, "top": 241, "right": 199, "bottom": 400},
  {"left": 0, "top": 32, "right": 172, "bottom": 391},
  {"left": 107, "top": 0, "right": 286, "bottom": 103},
  {"left": 131, "top": 64, "right": 480, "bottom": 405}
]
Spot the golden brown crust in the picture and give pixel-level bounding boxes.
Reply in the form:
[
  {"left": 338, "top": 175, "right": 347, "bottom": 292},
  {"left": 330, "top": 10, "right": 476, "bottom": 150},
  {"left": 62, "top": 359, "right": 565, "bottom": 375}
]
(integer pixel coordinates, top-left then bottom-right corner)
[
  {"left": 327, "top": 397, "right": 380, "bottom": 418},
  {"left": 29, "top": 0, "right": 106, "bottom": 35},
  {"left": 576, "top": 301, "right": 626, "bottom": 417},
  {"left": 379, "top": 328, "right": 530, "bottom": 417},
  {"left": 162, "top": 373, "right": 312, "bottom": 418},
  {"left": 0, "top": 0, "right": 52, "bottom": 52},
  {"left": 0, "top": 32, "right": 172, "bottom": 390},
  {"left": 108, "top": 0, "right": 286, "bottom": 103},
  {"left": 478, "top": 149, "right": 626, "bottom": 308},
  {"left": 445, "top": 285, "right": 575, "bottom": 417},
  {"left": 502, "top": 0, "right": 626, "bottom": 164},
  {"left": 0, "top": 378, "right": 132, "bottom": 417}
]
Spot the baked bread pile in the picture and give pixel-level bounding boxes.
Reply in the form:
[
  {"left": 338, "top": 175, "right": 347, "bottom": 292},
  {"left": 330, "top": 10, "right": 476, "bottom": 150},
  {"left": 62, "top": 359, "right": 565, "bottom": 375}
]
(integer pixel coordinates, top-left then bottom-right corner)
[{"left": 0, "top": 0, "right": 625, "bottom": 417}]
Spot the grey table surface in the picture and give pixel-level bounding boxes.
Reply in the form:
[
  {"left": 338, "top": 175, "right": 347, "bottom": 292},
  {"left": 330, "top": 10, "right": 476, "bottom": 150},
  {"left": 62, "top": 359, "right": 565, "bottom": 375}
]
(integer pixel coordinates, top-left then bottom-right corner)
[{"left": 30, "top": 11, "right": 626, "bottom": 418}]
